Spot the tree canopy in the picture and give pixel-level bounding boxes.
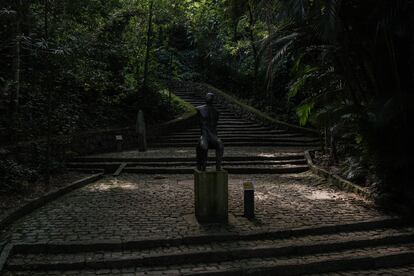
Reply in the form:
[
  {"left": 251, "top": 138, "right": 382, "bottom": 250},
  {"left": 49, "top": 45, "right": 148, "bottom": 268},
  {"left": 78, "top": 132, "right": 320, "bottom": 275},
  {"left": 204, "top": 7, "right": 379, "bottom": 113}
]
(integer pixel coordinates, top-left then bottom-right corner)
[{"left": 1, "top": 0, "right": 413, "bottom": 202}]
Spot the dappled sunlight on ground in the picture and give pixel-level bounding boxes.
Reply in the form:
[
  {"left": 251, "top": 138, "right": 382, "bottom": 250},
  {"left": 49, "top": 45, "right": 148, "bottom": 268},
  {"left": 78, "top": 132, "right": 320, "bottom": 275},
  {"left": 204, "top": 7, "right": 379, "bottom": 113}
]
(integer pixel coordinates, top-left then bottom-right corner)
[
  {"left": 87, "top": 178, "right": 139, "bottom": 192},
  {"left": 257, "top": 152, "right": 299, "bottom": 157},
  {"left": 305, "top": 190, "right": 340, "bottom": 200}
]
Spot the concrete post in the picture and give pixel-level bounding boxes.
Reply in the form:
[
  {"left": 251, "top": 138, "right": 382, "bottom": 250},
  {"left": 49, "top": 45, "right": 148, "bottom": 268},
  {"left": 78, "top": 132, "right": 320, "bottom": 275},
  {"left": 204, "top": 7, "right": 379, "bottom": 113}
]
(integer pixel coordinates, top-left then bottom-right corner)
[
  {"left": 243, "top": 181, "right": 255, "bottom": 219},
  {"left": 136, "top": 110, "right": 147, "bottom": 152},
  {"left": 194, "top": 170, "right": 228, "bottom": 223}
]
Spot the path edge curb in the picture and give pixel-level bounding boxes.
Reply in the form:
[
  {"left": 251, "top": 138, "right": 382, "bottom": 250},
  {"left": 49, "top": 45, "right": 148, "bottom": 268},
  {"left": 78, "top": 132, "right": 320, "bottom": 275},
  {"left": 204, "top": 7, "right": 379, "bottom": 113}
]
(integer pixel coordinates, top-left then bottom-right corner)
[
  {"left": 0, "top": 172, "right": 104, "bottom": 273},
  {"left": 0, "top": 242, "right": 13, "bottom": 274},
  {"left": 304, "top": 150, "right": 372, "bottom": 199},
  {"left": 0, "top": 172, "right": 104, "bottom": 231}
]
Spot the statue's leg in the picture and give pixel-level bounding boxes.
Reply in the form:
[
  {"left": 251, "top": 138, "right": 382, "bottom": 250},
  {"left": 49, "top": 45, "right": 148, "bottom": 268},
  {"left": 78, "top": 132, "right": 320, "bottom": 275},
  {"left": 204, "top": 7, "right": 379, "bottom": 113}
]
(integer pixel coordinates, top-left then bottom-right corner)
[
  {"left": 215, "top": 139, "right": 224, "bottom": 171},
  {"left": 199, "top": 137, "right": 209, "bottom": 171}
]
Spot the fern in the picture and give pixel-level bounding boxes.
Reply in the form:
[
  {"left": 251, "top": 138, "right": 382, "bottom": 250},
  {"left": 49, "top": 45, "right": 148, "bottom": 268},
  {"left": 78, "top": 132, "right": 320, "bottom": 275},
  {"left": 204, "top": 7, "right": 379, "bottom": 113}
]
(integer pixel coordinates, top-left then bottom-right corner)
[{"left": 296, "top": 100, "right": 315, "bottom": 126}]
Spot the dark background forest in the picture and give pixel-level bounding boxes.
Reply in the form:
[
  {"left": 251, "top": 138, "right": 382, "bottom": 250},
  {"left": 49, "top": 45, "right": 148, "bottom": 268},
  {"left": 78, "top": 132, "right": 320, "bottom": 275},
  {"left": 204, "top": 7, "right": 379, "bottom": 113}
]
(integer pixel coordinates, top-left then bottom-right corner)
[{"left": 1, "top": 0, "right": 413, "bottom": 209}]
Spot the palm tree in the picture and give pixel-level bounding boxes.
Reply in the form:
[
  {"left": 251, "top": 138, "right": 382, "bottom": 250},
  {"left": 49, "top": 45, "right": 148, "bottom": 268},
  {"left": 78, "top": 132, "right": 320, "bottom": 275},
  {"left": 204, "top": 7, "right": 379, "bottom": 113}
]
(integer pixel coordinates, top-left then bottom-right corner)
[{"left": 257, "top": 0, "right": 413, "bottom": 197}]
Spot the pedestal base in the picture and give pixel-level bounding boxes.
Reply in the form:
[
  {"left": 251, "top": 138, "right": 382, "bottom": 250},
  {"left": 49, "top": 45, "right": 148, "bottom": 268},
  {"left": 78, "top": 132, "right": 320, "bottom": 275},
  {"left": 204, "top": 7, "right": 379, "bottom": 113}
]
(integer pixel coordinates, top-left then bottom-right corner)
[{"left": 194, "top": 170, "right": 228, "bottom": 223}]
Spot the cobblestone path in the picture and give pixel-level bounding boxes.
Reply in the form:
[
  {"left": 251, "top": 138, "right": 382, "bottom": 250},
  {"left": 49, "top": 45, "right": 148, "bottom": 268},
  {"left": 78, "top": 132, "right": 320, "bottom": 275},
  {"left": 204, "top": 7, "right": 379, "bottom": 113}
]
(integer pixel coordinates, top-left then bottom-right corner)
[
  {"left": 3, "top": 173, "right": 381, "bottom": 244},
  {"left": 2, "top": 172, "right": 414, "bottom": 275}
]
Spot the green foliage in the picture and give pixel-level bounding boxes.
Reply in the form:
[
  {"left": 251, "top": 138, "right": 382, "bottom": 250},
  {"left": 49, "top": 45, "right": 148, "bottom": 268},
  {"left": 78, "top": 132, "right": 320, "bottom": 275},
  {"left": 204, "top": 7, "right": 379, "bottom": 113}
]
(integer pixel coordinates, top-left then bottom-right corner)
[
  {"left": 207, "top": 0, "right": 413, "bottom": 201},
  {"left": 0, "top": 0, "right": 412, "bottom": 203},
  {"left": 0, "top": 159, "right": 37, "bottom": 193},
  {"left": 0, "top": 0, "right": 201, "bottom": 186},
  {"left": 296, "top": 101, "right": 314, "bottom": 126}
]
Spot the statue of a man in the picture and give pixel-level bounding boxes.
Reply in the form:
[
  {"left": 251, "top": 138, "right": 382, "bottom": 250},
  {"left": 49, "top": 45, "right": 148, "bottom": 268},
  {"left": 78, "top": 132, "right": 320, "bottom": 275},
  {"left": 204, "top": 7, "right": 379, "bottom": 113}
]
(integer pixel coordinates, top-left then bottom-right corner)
[{"left": 196, "top": 93, "right": 224, "bottom": 171}]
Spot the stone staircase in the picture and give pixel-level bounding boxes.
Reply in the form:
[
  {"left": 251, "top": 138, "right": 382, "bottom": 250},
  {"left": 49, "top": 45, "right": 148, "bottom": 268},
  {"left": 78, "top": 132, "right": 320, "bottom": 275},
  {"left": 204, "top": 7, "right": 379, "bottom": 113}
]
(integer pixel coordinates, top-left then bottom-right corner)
[
  {"left": 4, "top": 218, "right": 414, "bottom": 275},
  {"left": 151, "top": 83, "right": 320, "bottom": 149},
  {"left": 66, "top": 83, "right": 320, "bottom": 174},
  {"left": 67, "top": 154, "right": 309, "bottom": 174}
]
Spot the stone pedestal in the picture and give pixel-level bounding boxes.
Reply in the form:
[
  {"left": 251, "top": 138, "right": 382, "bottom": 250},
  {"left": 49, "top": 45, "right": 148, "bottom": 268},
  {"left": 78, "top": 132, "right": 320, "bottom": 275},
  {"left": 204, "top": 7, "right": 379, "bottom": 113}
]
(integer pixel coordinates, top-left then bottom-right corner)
[{"left": 194, "top": 170, "right": 228, "bottom": 223}]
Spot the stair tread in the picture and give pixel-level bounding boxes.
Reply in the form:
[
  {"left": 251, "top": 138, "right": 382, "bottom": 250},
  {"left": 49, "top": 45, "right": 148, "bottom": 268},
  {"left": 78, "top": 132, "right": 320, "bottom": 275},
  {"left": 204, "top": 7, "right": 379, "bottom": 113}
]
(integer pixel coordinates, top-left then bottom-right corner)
[
  {"left": 7, "top": 231, "right": 414, "bottom": 274},
  {"left": 8, "top": 227, "right": 414, "bottom": 266},
  {"left": 126, "top": 164, "right": 308, "bottom": 169},
  {"left": 159, "top": 135, "right": 319, "bottom": 142},
  {"left": 68, "top": 160, "right": 306, "bottom": 167},
  {"left": 123, "top": 167, "right": 309, "bottom": 174},
  {"left": 165, "top": 133, "right": 303, "bottom": 137},
  {"left": 150, "top": 143, "right": 320, "bottom": 148},
  {"left": 69, "top": 154, "right": 306, "bottom": 163}
]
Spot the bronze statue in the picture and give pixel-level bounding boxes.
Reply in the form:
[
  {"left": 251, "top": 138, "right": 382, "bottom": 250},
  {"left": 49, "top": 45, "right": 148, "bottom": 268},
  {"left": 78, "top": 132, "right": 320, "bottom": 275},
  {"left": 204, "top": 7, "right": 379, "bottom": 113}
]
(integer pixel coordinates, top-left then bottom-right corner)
[{"left": 196, "top": 93, "right": 224, "bottom": 171}]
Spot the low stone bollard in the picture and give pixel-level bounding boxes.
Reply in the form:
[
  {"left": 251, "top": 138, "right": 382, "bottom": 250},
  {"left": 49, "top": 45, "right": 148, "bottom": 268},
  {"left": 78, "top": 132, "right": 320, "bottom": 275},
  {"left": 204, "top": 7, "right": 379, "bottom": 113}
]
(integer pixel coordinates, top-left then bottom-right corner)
[
  {"left": 136, "top": 110, "right": 147, "bottom": 152},
  {"left": 115, "top": 135, "right": 123, "bottom": 152},
  {"left": 194, "top": 170, "right": 228, "bottom": 223},
  {"left": 243, "top": 180, "right": 255, "bottom": 219}
]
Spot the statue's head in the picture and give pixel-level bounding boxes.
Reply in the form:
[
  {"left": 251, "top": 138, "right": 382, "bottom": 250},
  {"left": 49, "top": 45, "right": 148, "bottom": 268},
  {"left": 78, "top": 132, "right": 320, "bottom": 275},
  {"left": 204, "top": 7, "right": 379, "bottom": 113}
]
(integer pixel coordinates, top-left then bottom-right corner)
[{"left": 206, "top": 93, "right": 215, "bottom": 105}]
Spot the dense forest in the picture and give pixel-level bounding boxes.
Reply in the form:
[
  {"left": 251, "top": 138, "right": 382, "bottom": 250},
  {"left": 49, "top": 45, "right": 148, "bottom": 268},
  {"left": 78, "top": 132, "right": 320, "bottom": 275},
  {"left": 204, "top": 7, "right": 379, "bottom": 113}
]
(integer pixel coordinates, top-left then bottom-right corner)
[{"left": 1, "top": 1, "right": 413, "bottom": 207}]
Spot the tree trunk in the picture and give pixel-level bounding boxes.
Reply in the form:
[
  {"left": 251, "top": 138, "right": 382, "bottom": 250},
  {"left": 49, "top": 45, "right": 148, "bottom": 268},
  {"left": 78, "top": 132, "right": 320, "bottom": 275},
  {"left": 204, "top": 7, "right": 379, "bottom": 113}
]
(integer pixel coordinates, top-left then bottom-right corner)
[
  {"left": 9, "top": 0, "right": 23, "bottom": 139},
  {"left": 142, "top": 0, "right": 154, "bottom": 92},
  {"left": 247, "top": 2, "right": 258, "bottom": 90},
  {"left": 44, "top": 0, "right": 52, "bottom": 186}
]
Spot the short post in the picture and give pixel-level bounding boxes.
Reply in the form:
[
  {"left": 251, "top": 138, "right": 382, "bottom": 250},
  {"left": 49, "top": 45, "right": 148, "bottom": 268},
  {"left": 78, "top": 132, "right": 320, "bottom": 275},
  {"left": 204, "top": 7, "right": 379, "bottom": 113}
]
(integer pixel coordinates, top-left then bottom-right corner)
[
  {"left": 136, "top": 110, "right": 147, "bottom": 152},
  {"left": 115, "top": 135, "right": 123, "bottom": 152},
  {"left": 243, "top": 181, "right": 255, "bottom": 219}
]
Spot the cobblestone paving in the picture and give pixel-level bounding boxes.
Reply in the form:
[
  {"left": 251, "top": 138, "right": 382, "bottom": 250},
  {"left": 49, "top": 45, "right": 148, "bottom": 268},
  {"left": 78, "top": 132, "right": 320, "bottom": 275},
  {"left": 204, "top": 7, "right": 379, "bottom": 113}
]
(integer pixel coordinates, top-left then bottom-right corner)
[{"left": 2, "top": 172, "right": 384, "bottom": 245}]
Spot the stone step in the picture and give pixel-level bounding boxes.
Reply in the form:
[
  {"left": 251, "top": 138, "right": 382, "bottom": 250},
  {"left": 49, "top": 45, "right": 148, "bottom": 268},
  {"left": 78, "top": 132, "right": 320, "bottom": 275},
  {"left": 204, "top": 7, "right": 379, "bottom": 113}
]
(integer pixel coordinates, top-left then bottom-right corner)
[
  {"left": 123, "top": 160, "right": 307, "bottom": 167},
  {"left": 8, "top": 265, "right": 414, "bottom": 276},
  {"left": 67, "top": 159, "right": 307, "bottom": 168},
  {"left": 216, "top": 119, "right": 255, "bottom": 123},
  {"left": 215, "top": 119, "right": 260, "bottom": 124},
  {"left": 308, "top": 266, "right": 414, "bottom": 276},
  {"left": 181, "top": 100, "right": 228, "bottom": 108},
  {"left": 123, "top": 165, "right": 309, "bottom": 174},
  {"left": 156, "top": 137, "right": 320, "bottom": 144},
  {"left": 165, "top": 133, "right": 303, "bottom": 139},
  {"left": 124, "top": 159, "right": 306, "bottom": 167},
  {"left": 170, "top": 129, "right": 291, "bottom": 135},
  {"left": 216, "top": 116, "right": 242, "bottom": 119},
  {"left": 170, "top": 130, "right": 282, "bottom": 135},
  {"left": 187, "top": 124, "right": 267, "bottom": 129},
  {"left": 214, "top": 122, "right": 262, "bottom": 127},
  {"left": 173, "top": 97, "right": 205, "bottom": 102},
  {"left": 150, "top": 141, "right": 321, "bottom": 148},
  {"left": 183, "top": 126, "right": 279, "bottom": 131},
  {"left": 7, "top": 218, "right": 404, "bottom": 252},
  {"left": 30, "top": 245, "right": 411, "bottom": 276},
  {"left": 6, "top": 226, "right": 414, "bottom": 273},
  {"left": 69, "top": 154, "right": 306, "bottom": 163},
  {"left": 67, "top": 162, "right": 309, "bottom": 174}
]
